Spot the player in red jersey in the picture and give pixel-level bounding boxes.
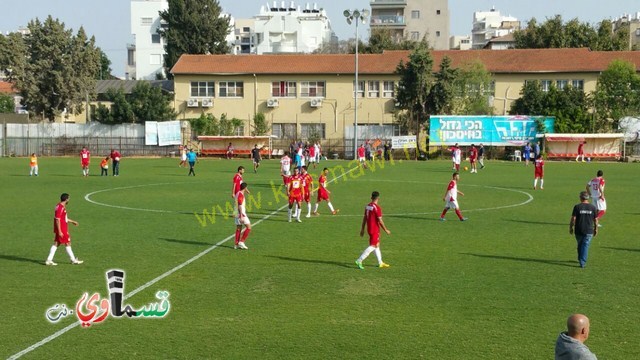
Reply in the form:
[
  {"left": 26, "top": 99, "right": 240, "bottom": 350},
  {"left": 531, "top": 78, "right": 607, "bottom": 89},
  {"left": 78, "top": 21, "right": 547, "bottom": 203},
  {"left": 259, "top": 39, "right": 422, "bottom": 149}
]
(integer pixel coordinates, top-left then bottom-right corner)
[
  {"left": 586, "top": 170, "right": 606, "bottom": 225},
  {"left": 308, "top": 144, "right": 317, "bottom": 169},
  {"left": 45, "top": 193, "right": 83, "bottom": 265},
  {"left": 468, "top": 144, "right": 478, "bottom": 173},
  {"left": 80, "top": 147, "right": 90, "bottom": 177},
  {"left": 355, "top": 191, "right": 391, "bottom": 269},
  {"left": 232, "top": 166, "right": 245, "bottom": 198},
  {"left": 234, "top": 183, "right": 251, "bottom": 250},
  {"left": 280, "top": 151, "right": 292, "bottom": 186},
  {"left": 300, "top": 166, "right": 314, "bottom": 217},
  {"left": 440, "top": 172, "right": 467, "bottom": 221},
  {"left": 313, "top": 168, "right": 339, "bottom": 216},
  {"left": 576, "top": 141, "right": 586, "bottom": 162},
  {"left": 287, "top": 168, "right": 304, "bottom": 223},
  {"left": 533, "top": 154, "right": 544, "bottom": 190},
  {"left": 357, "top": 144, "right": 367, "bottom": 168}
]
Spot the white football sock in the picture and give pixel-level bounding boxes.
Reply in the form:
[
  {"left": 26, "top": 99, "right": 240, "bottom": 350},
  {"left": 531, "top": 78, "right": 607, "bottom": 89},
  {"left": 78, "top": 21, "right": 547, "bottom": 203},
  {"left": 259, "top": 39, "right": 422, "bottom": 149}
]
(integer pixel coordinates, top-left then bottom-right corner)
[
  {"left": 307, "top": 203, "right": 311, "bottom": 216},
  {"left": 328, "top": 202, "right": 334, "bottom": 212},
  {"left": 374, "top": 247, "right": 383, "bottom": 264},
  {"left": 534, "top": 179, "right": 538, "bottom": 187},
  {"left": 540, "top": 179, "right": 544, "bottom": 188},
  {"left": 288, "top": 208, "right": 292, "bottom": 220},
  {"left": 47, "top": 245, "right": 57, "bottom": 262},
  {"left": 65, "top": 246, "right": 76, "bottom": 261},
  {"left": 358, "top": 246, "right": 376, "bottom": 262},
  {"left": 313, "top": 203, "right": 319, "bottom": 212}
]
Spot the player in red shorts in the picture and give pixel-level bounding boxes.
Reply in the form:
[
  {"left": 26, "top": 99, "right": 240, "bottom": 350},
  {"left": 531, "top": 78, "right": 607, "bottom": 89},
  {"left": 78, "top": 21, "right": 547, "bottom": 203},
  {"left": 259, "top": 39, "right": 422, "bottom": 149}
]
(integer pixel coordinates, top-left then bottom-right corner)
[
  {"left": 313, "top": 167, "right": 339, "bottom": 216},
  {"left": 533, "top": 154, "right": 544, "bottom": 190},
  {"left": 355, "top": 191, "right": 391, "bottom": 269},
  {"left": 287, "top": 168, "right": 304, "bottom": 223},
  {"left": 232, "top": 166, "right": 245, "bottom": 198},
  {"left": 45, "top": 193, "right": 83, "bottom": 265},
  {"left": 468, "top": 144, "right": 478, "bottom": 173},
  {"left": 80, "top": 147, "right": 90, "bottom": 177},
  {"left": 300, "top": 166, "right": 314, "bottom": 218}
]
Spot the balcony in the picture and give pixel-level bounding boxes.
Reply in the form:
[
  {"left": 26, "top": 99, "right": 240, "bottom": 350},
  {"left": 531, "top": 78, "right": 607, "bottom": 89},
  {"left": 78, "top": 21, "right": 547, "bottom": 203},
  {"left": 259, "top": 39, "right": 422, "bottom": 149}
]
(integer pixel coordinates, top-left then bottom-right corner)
[
  {"left": 371, "top": 0, "right": 407, "bottom": 6},
  {"left": 370, "top": 15, "right": 406, "bottom": 27}
]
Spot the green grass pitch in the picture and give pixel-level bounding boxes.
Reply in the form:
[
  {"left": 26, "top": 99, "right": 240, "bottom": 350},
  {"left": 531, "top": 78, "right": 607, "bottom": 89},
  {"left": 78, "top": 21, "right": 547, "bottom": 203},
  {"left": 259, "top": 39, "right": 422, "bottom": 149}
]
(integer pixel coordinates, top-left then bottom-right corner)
[{"left": 1, "top": 156, "right": 639, "bottom": 359}]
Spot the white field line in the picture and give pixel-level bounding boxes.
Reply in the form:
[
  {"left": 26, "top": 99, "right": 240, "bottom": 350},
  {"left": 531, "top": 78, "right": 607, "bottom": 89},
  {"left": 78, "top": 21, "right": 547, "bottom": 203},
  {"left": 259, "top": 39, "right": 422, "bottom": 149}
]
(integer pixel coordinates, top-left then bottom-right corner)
[{"left": 9, "top": 167, "right": 358, "bottom": 359}]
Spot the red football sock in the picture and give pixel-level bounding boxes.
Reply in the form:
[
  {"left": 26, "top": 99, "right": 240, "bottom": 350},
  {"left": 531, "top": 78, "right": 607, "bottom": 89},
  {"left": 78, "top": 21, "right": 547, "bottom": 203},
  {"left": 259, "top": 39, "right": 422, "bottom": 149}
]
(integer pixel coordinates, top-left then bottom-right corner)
[
  {"left": 235, "top": 229, "right": 241, "bottom": 245},
  {"left": 455, "top": 209, "right": 463, "bottom": 220},
  {"left": 241, "top": 229, "right": 251, "bottom": 242},
  {"left": 440, "top": 209, "right": 448, "bottom": 218},
  {"left": 597, "top": 210, "right": 605, "bottom": 219},
  {"left": 455, "top": 164, "right": 460, "bottom": 171}
]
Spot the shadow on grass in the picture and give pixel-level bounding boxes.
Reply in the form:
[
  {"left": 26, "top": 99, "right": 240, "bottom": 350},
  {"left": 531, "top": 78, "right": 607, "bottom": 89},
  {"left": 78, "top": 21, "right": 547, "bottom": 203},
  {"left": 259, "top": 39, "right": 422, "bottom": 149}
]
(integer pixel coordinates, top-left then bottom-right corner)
[
  {"left": 460, "top": 253, "right": 578, "bottom": 268},
  {"left": 0, "top": 254, "right": 45, "bottom": 265},
  {"left": 504, "top": 219, "right": 566, "bottom": 226},
  {"left": 158, "top": 238, "right": 212, "bottom": 246},
  {"left": 602, "top": 246, "right": 640, "bottom": 253},
  {"left": 387, "top": 214, "right": 441, "bottom": 221},
  {"left": 265, "top": 255, "right": 352, "bottom": 268}
]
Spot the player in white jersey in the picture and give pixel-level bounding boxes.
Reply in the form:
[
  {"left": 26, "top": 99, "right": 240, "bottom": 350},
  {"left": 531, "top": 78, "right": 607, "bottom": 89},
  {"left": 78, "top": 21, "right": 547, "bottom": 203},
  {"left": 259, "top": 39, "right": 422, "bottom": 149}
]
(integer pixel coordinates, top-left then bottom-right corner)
[
  {"left": 280, "top": 152, "right": 291, "bottom": 175},
  {"left": 440, "top": 172, "right": 467, "bottom": 221},
  {"left": 234, "top": 183, "right": 251, "bottom": 249},
  {"left": 314, "top": 143, "right": 321, "bottom": 163},
  {"left": 586, "top": 170, "right": 606, "bottom": 225}
]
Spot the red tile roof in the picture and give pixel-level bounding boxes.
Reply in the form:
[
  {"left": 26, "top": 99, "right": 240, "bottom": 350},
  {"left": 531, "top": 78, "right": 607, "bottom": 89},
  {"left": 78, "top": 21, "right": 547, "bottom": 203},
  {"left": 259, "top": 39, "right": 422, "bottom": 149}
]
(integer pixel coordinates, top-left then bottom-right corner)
[
  {"left": 0, "top": 81, "right": 17, "bottom": 94},
  {"left": 171, "top": 48, "right": 640, "bottom": 75}
]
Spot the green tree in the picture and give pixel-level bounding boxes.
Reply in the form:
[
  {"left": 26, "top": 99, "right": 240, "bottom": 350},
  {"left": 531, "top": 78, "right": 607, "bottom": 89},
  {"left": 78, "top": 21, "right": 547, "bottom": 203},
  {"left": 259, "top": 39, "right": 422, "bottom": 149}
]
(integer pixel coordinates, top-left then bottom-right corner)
[
  {"left": 510, "top": 81, "right": 546, "bottom": 115},
  {"left": 594, "top": 20, "right": 628, "bottom": 51},
  {"left": 360, "top": 28, "right": 419, "bottom": 54},
  {"left": 219, "top": 113, "right": 244, "bottom": 136},
  {"left": 99, "top": 88, "right": 135, "bottom": 124},
  {"left": 93, "top": 103, "right": 113, "bottom": 123},
  {"left": 159, "top": 0, "right": 231, "bottom": 77},
  {"left": 130, "top": 82, "right": 176, "bottom": 122},
  {"left": 97, "top": 48, "right": 115, "bottom": 80},
  {"left": 189, "top": 113, "right": 219, "bottom": 136},
  {"left": 425, "top": 56, "right": 457, "bottom": 115},
  {"left": 592, "top": 59, "right": 640, "bottom": 131},
  {"left": 9, "top": 17, "right": 100, "bottom": 120},
  {"left": 395, "top": 41, "right": 434, "bottom": 140},
  {"left": 252, "top": 112, "right": 269, "bottom": 136},
  {"left": 453, "top": 61, "right": 494, "bottom": 115},
  {"left": 0, "top": 93, "right": 14, "bottom": 113}
]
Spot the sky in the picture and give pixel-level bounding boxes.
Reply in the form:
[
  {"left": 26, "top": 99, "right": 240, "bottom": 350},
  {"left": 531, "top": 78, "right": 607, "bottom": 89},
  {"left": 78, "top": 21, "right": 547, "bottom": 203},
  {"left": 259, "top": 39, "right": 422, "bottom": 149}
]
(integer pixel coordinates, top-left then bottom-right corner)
[{"left": 2, "top": 0, "right": 639, "bottom": 77}]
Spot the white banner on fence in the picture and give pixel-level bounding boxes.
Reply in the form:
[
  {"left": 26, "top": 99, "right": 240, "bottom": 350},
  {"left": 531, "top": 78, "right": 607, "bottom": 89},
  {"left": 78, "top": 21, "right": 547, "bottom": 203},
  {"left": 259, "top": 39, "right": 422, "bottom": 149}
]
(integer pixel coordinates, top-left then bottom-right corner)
[
  {"left": 145, "top": 121, "right": 158, "bottom": 145},
  {"left": 157, "top": 121, "right": 181, "bottom": 146},
  {"left": 391, "top": 135, "right": 417, "bottom": 149}
]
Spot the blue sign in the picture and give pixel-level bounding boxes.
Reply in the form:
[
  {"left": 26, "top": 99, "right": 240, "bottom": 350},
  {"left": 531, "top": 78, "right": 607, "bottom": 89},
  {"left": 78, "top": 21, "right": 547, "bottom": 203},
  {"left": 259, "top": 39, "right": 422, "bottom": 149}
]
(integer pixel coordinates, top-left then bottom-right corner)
[{"left": 429, "top": 116, "right": 555, "bottom": 146}]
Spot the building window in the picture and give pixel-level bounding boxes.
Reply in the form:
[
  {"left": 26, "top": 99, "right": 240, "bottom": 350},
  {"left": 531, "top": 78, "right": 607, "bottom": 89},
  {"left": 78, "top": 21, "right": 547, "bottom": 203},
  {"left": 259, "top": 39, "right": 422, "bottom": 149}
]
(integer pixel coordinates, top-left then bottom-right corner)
[
  {"left": 636, "top": 29, "right": 640, "bottom": 36},
  {"left": 190, "top": 81, "right": 215, "bottom": 97},
  {"left": 301, "top": 123, "right": 326, "bottom": 139},
  {"left": 411, "top": 32, "right": 420, "bottom": 40},
  {"left": 234, "top": 125, "right": 245, "bottom": 136},
  {"left": 141, "top": 17, "right": 153, "bottom": 26},
  {"left": 272, "top": 123, "right": 297, "bottom": 139},
  {"left": 300, "top": 81, "right": 325, "bottom": 97},
  {"left": 411, "top": 10, "right": 420, "bottom": 19},
  {"left": 571, "top": 80, "right": 584, "bottom": 90},
  {"left": 436, "top": 10, "right": 441, "bottom": 15},
  {"left": 150, "top": 54, "right": 162, "bottom": 65},
  {"left": 219, "top": 81, "right": 244, "bottom": 97},
  {"left": 353, "top": 81, "right": 364, "bottom": 98},
  {"left": 541, "top": 80, "right": 552, "bottom": 92},
  {"left": 151, "top": 34, "right": 161, "bottom": 44},
  {"left": 557, "top": 80, "right": 569, "bottom": 89},
  {"left": 383, "top": 81, "right": 395, "bottom": 98},
  {"left": 243, "top": 27, "right": 251, "bottom": 33},
  {"left": 368, "top": 81, "right": 380, "bottom": 98},
  {"left": 272, "top": 81, "right": 296, "bottom": 97},
  {"left": 436, "top": 31, "right": 441, "bottom": 37}
]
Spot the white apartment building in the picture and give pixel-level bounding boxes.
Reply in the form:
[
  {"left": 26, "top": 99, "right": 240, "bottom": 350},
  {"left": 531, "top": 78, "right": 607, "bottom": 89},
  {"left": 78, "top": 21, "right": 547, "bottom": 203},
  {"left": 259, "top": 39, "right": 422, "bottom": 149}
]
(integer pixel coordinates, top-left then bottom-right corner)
[
  {"left": 449, "top": 35, "right": 472, "bottom": 50},
  {"left": 129, "top": 0, "right": 168, "bottom": 80},
  {"left": 253, "top": 2, "right": 333, "bottom": 54},
  {"left": 370, "top": 0, "right": 450, "bottom": 50},
  {"left": 471, "top": 7, "right": 519, "bottom": 50}
]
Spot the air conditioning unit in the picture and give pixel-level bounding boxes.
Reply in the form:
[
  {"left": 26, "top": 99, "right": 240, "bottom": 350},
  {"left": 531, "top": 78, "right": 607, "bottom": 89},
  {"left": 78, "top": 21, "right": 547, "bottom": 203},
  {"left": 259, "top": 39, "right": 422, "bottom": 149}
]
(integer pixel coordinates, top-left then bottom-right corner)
[
  {"left": 187, "top": 98, "right": 199, "bottom": 107},
  {"left": 201, "top": 98, "right": 213, "bottom": 107},
  {"left": 267, "top": 98, "right": 279, "bottom": 108},
  {"left": 310, "top": 98, "right": 323, "bottom": 108}
]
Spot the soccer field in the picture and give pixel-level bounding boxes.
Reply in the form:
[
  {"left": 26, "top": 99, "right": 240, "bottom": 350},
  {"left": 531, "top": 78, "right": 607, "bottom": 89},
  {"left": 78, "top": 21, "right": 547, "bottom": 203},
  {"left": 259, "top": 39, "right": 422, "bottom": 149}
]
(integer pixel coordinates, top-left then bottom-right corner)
[{"left": 1, "top": 156, "right": 639, "bottom": 359}]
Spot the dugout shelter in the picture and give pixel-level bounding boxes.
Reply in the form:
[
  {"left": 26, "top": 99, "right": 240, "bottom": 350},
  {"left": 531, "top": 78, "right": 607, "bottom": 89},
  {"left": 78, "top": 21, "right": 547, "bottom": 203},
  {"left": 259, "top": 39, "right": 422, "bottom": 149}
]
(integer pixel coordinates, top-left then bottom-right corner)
[
  {"left": 536, "top": 133, "right": 625, "bottom": 160},
  {"left": 197, "top": 135, "right": 273, "bottom": 158}
]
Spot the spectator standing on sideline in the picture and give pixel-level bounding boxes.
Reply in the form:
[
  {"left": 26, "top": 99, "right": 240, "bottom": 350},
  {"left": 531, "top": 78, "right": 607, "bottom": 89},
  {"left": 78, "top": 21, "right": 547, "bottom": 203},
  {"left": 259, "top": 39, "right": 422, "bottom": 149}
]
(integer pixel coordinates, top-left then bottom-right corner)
[
  {"left": 569, "top": 191, "right": 598, "bottom": 268},
  {"left": 45, "top": 193, "right": 83, "bottom": 266},
  {"left": 187, "top": 148, "right": 197, "bottom": 176},
  {"left": 355, "top": 191, "right": 391, "bottom": 270},
  {"left": 478, "top": 144, "right": 485, "bottom": 169},
  {"left": 100, "top": 156, "right": 109, "bottom": 176},
  {"left": 179, "top": 145, "right": 187, "bottom": 167},
  {"left": 555, "top": 314, "right": 597, "bottom": 360},
  {"left": 534, "top": 141, "right": 541, "bottom": 159},
  {"left": 29, "top": 153, "right": 39, "bottom": 176},
  {"left": 226, "top": 142, "right": 234, "bottom": 159},
  {"left": 383, "top": 141, "right": 391, "bottom": 161},
  {"left": 110, "top": 149, "right": 121, "bottom": 176},
  {"left": 523, "top": 142, "right": 532, "bottom": 166},
  {"left": 251, "top": 144, "right": 262, "bottom": 173},
  {"left": 576, "top": 141, "right": 587, "bottom": 162}
]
